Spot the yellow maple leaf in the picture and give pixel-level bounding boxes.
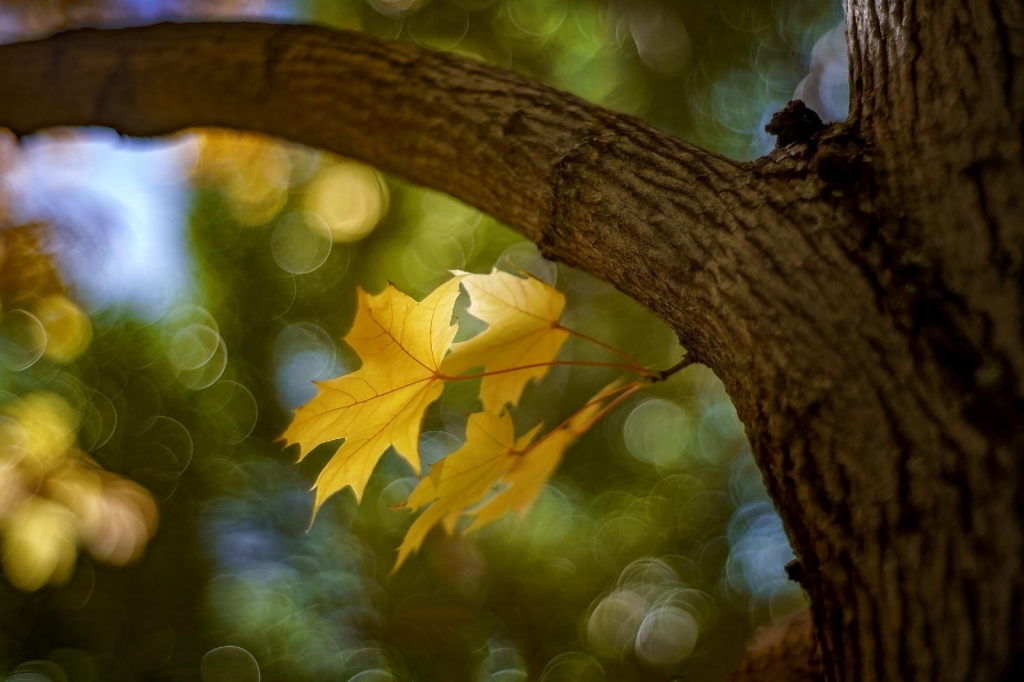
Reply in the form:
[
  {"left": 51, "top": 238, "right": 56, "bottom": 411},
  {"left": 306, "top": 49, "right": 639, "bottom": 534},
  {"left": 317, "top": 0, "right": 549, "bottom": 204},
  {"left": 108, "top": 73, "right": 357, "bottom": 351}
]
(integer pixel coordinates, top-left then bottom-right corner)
[
  {"left": 282, "top": 276, "right": 464, "bottom": 510},
  {"left": 394, "top": 411, "right": 542, "bottom": 570},
  {"left": 395, "top": 381, "right": 625, "bottom": 569},
  {"left": 465, "top": 381, "right": 623, "bottom": 533},
  {"left": 441, "top": 269, "right": 569, "bottom": 412}
]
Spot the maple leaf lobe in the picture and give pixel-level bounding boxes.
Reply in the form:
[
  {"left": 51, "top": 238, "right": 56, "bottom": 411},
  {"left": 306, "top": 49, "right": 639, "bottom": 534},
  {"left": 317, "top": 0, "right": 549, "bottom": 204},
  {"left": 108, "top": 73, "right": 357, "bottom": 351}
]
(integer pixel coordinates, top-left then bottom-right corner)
[{"left": 282, "top": 276, "right": 463, "bottom": 511}]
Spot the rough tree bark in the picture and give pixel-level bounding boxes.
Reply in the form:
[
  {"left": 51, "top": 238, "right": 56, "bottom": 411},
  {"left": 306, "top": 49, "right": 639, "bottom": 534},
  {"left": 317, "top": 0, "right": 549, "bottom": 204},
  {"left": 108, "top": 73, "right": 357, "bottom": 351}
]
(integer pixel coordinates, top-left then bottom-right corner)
[{"left": 0, "top": 1, "right": 1020, "bottom": 680}]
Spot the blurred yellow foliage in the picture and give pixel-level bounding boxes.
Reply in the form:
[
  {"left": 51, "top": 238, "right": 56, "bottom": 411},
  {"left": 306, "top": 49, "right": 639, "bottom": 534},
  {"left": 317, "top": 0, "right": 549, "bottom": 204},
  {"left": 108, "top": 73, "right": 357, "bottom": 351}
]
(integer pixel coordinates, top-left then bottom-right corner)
[
  {"left": 302, "top": 159, "right": 389, "bottom": 242},
  {"left": 34, "top": 294, "right": 93, "bottom": 362},
  {"left": 190, "top": 129, "right": 388, "bottom": 240},
  {"left": 0, "top": 225, "right": 92, "bottom": 363},
  {"left": 0, "top": 221, "right": 154, "bottom": 592},
  {"left": 0, "top": 225, "right": 65, "bottom": 308},
  {"left": 0, "top": 394, "right": 158, "bottom": 591},
  {"left": 0, "top": 392, "right": 79, "bottom": 475},
  {"left": 2, "top": 497, "right": 78, "bottom": 592},
  {"left": 191, "top": 130, "right": 292, "bottom": 226},
  {"left": 48, "top": 457, "right": 159, "bottom": 566}
]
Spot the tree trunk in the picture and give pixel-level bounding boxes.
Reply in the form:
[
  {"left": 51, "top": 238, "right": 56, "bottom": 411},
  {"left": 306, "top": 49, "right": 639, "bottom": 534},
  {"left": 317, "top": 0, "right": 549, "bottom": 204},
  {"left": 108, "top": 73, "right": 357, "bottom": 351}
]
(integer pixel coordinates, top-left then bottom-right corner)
[{"left": 0, "top": 1, "right": 1020, "bottom": 680}]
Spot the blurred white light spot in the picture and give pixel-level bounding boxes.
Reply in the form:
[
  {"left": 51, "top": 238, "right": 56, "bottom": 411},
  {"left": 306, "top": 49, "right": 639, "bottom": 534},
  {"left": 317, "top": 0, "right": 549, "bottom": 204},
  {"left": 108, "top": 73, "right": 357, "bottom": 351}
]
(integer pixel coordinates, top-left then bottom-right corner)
[
  {"left": 635, "top": 606, "right": 699, "bottom": 667},
  {"left": 419, "top": 191, "right": 480, "bottom": 249},
  {"left": 6, "top": 660, "right": 68, "bottom": 682},
  {"left": 697, "top": 401, "right": 747, "bottom": 465},
  {"left": 586, "top": 589, "right": 646, "bottom": 655},
  {"left": 478, "top": 646, "right": 528, "bottom": 682},
  {"left": 411, "top": 229, "right": 468, "bottom": 270},
  {"left": 0, "top": 309, "right": 47, "bottom": 371},
  {"left": 620, "top": 0, "right": 691, "bottom": 74},
  {"left": 594, "top": 514, "right": 651, "bottom": 559},
  {"left": 275, "top": 347, "right": 337, "bottom": 409},
  {"left": 271, "top": 212, "right": 333, "bottom": 274},
  {"left": 725, "top": 501, "right": 796, "bottom": 599},
  {"left": 138, "top": 416, "right": 194, "bottom": 477},
  {"left": 661, "top": 587, "right": 719, "bottom": 631},
  {"left": 201, "top": 646, "right": 260, "bottom": 682},
  {"left": 508, "top": 0, "right": 567, "bottom": 36},
  {"left": 517, "top": 486, "right": 574, "bottom": 546},
  {"left": 489, "top": 673, "right": 528, "bottom": 682},
  {"left": 775, "top": 0, "right": 842, "bottom": 54},
  {"left": 623, "top": 399, "right": 692, "bottom": 468},
  {"left": 164, "top": 322, "right": 228, "bottom": 390},
  {"left": 368, "top": 0, "right": 426, "bottom": 18},
  {"left": 177, "top": 337, "right": 229, "bottom": 390},
  {"left": 618, "top": 556, "right": 677, "bottom": 588},
  {"left": 344, "top": 649, "right": 393, "bottom": 677},
  {"left": 401, "top": 232, "right": 467, "bottom": 294},
  {"left": 794, "top": 24, "right": 849, "bottom": 123},
  {"left": 196, "top": 381, "right": 258, "bottom": 444},
  {"left": 168, "top": 325, "right": 220, "bottom": 372},
  {"left": 419, "top": 431, "right": 463, "bottom": 474},
  {"left": 540, "top": 652, "right": 604, "bottom": 682},
  {"left": 78, "top": 390, "right": 117, "bottom": 451},
  {"left": 273, "top": 323, "right": 340, "bottom": 410},
  {"left": 720, "top": 3, "right": 774, "bottom": 32},
  {"left": 381, "top": 477, "right": 419, "bottom": 510},
  {"left": 347, "top": 671, "right": 396, "bottom": 682},
  {"left": 163, "top": 304, "right": 219, "bottom": 333},
  {"left": 409, "top": 4, "right": 470, "bottom": 51},
  {"left": 729, "top": 450, "right": 769, "bottom": 506},
  {"left": 498, "top": 243, "right": 557, "bottom": 285}
]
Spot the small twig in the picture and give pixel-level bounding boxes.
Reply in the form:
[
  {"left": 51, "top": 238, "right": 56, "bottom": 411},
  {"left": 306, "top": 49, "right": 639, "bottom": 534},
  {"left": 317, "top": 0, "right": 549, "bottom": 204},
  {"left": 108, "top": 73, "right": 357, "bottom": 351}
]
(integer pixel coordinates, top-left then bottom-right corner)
[{"left": 647, "top": 354, "right": 695, "bottom": 383}]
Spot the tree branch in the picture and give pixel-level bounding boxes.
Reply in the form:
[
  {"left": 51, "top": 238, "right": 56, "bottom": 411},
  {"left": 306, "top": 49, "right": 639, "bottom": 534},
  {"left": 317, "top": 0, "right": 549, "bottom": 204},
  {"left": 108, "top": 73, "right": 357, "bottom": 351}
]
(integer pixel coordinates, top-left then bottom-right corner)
[{"left": 0, "top": 22, "right": 826, "bottom": 373}]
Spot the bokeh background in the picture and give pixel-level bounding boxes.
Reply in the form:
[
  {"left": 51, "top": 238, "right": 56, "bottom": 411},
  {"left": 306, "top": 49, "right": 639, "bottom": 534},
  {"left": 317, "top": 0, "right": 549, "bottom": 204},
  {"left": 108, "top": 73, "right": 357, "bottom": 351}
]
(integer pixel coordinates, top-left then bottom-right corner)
[{"left": 0, "top": 1, "right": 847, "bottom": 680}]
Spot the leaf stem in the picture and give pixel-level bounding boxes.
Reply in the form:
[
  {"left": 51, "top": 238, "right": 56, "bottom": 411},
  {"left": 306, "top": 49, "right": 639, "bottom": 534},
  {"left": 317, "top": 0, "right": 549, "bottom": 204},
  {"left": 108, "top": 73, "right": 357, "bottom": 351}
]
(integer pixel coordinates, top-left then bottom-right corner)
[
  {"left": 513, "top": 380, "right": 643, "bottom": 454},
  {"left": 558, "top": 324, "right": 644, "bottom": 369},
  {"left": 439, "top": 360, "right": 657, "bottom": 382},
  {"left": 573, "top": 382, "right": 644, "bottom": 433}
]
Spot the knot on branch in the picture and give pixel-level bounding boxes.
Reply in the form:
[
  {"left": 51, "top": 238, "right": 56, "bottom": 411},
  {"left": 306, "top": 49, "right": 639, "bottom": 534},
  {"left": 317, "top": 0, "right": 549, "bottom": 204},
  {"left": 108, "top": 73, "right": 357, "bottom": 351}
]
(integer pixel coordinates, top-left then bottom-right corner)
[{"left": 766, "top": 100, "right": 825, "bottom": 148}]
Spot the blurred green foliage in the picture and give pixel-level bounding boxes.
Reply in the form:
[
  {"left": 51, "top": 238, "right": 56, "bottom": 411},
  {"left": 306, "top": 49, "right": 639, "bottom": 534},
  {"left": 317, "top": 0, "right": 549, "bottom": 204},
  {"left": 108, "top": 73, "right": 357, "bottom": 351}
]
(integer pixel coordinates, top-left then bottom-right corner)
[{"left": 0, "top": 0, "right": 843, "bottom": 680}]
